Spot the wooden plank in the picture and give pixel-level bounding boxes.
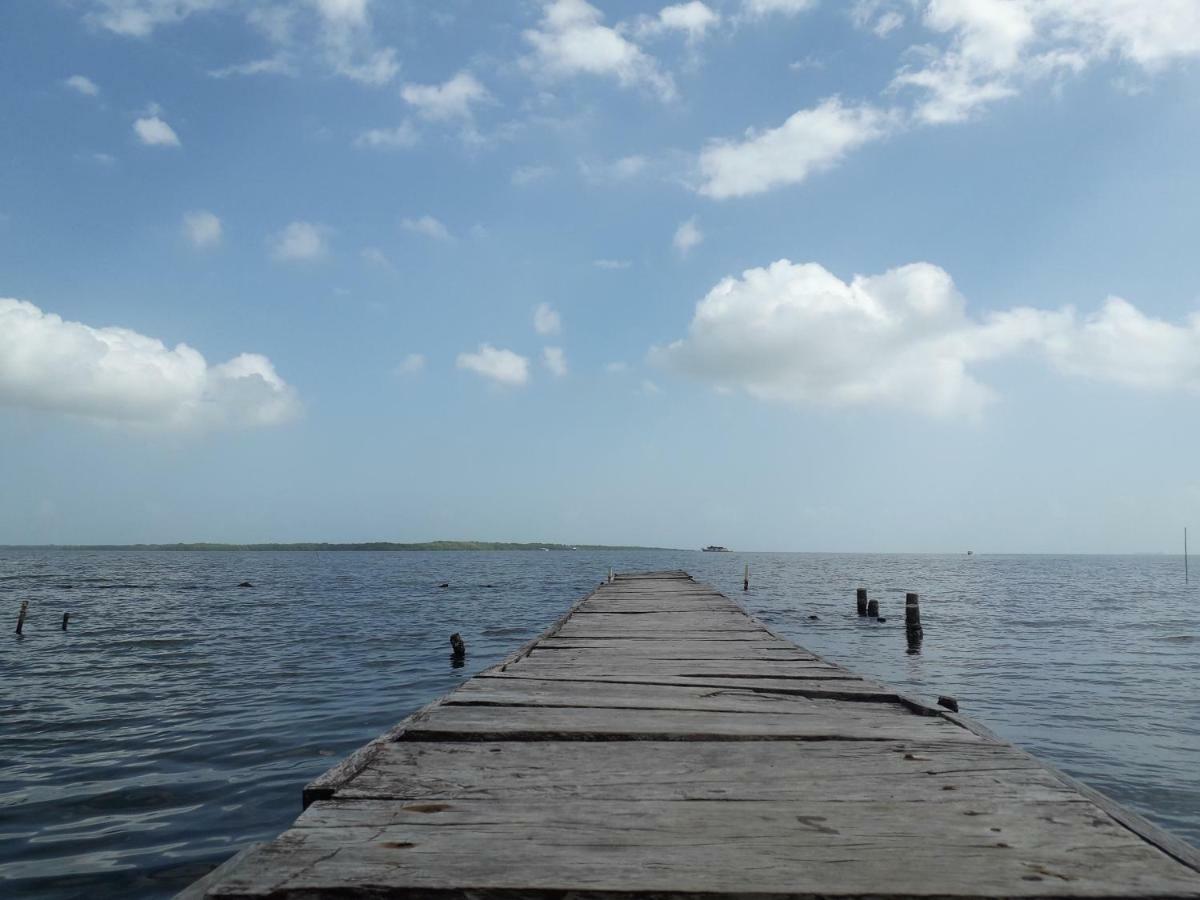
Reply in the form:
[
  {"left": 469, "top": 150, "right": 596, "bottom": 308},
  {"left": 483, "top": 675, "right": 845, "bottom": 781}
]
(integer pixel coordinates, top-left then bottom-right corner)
[
  {"left": 403, "top": 701, "right": 982, "bottom": 742},
  {"left": 206, "top": 798, "right": 1200, "bottom": 898},
  {"left": 477, "top": 671, "right": 894, "bottom": 700},
  {"left": 505, "top": 657, "right": 855, "bottom": 679},
  {"left": 336, "top": 739, "right": 1069, "bottom": 803}
]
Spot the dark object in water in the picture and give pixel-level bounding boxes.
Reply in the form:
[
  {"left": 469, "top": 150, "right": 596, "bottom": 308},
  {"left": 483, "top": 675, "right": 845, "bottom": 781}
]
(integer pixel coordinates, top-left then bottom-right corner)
[
  {"left": 807, "top": 615, "right": 819, "bottom": 620},
  {"left": 16, "top": 600, "right": 29, "bottom": 635},
  {"left": 439, "top": 583, "right": 449, "bottom": 589},
  {"left": 938, "top": 695, "right": 960, "bottom": 712},
  {"left": 877, "top": 616, "right": 887, "bottom": 623},
  {"left": 905, "top": 592, "right": 924, "bottom": 648},
  {"left": 62, "top": 612, "right": 70, "bottom": 631},
  {"left": 856, "top": 587, "right": 868, "bottom": 616},
  {"left": 449, "top": 633, "right": 466, "bottom": 659},
  {"left": 238, "top": 581, "right": 253, "bottom": 588}
]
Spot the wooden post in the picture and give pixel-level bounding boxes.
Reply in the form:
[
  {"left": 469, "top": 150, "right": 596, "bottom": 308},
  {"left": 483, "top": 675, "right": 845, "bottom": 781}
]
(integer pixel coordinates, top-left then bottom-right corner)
[
  {"left": 866, "top": 596, "right": 879, "bottom": 618},
  {"left": 743, "top": 564, "right": 749, "bottom": 592},
  {"left": 856, "top": 588, "right": 868, "bottom": 616},
  {"left": 905, "top": 592, "right": 923, "bottom": 647},
  {"left": 1186, "top": 527, "right": 1189, "bottom": 585},
  {"left": 62, "top": 612, "right": 70, "bottom": 631},
  {"left": 608, "top": 568, "right": 614, "bottom": 584},
  {"left": 449, "top": 633, "right": 466, "bottom": 660},
  {"left": 15, "top": 600, "right": 28, "bottom": 635}
]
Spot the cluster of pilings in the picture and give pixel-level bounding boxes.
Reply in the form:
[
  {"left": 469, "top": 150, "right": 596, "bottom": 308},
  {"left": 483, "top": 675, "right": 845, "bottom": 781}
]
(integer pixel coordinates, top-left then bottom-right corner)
[
  {"left": 14, "top": 601, "right": 71, "bottom": 636},
  {"left": 856, "top": 587, "right": 923, "bottom": 652}
]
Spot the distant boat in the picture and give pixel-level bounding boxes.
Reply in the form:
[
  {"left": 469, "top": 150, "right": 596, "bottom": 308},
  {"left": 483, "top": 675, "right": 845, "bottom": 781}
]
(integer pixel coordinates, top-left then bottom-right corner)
[{"left": 702, "top": 545, "right": 731, "bottom": 552}]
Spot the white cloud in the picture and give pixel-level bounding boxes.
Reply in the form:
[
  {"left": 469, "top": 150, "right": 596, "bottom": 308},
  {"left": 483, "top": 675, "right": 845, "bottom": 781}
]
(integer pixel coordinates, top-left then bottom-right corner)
[
  {"left": 133, "top": 116, "right": 181, "bottom": 147},
  {"left": 395, "top": 352, "right": 425, "bottom": 375},
  {"left": 696, "top": 98, "right": 893, "bottom": 198},
  {"left": 741, "top": 0, "right": 817, "bottom": 17},
  {"left": 543, "top": 346, "right": 568, "bottom": 377},
  {"left": 65, "top": 75, "right": 100, "bottom": 96},
  {"left": 605, "top": 360, "right": 629, "bottom": 373},
  {"left": 640, "top": 378, "right": 662, "bottom": 394},
  {"left": 84, "top": 0, "right": 224, "bottom": 37},
  {"left": 402, "top": 71, "right": 490, "bottom": 120},
  {"left": 0, "top": 298, "right": 299, "bottom": 429},
  {"left": 656, "top": 257, "right": 1200, "bottom": 418},
  {"left": 457, "top": 344, "right": 531, "bottom": 386},
  {"left": 512, "top": 164, "right": 554, "bottom": 186},
  {"left": 673, "top": 217, "right": 703, "bottom": 255},
  {"left": 635, "top": 2, "right": 720, "bottom": 42},
  {"left": 208, "top": 55, "right": 297, "bottom": 78},
  {"left": 401, "top": 215, "right": 451, "bottom": 240},
  {"left": 182, "top": 210, "right": 222, "bottom": 248},
  {"left": 874, "top": 10, "right": 905, "bottom": 37},
  {"left": 594, "top": 259, "right": 632, "bottom": 269},
  {"left": 524, "top": 0, "right": 677, "bottom": 101},
  {"left": 893, "top": 1, "right": 1200, "bottom": 124},
  {"left": 270, "top": 221, "right": 327, "bottom": 261},
  {"left": 354, "top": 122, "right": 419, "bottom": 149},
  {"left": 311, "top": 0, "right": 398, "bottom": 85},
  {"left": 533, "top": 302, "right": 562, "bottom": 336}
]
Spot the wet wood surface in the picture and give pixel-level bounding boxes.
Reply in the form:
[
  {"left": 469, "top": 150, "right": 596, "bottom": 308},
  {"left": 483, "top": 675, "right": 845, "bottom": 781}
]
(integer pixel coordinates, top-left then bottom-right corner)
[{"left": 187, "top": 571, "right": 1200, "bottom": 899}]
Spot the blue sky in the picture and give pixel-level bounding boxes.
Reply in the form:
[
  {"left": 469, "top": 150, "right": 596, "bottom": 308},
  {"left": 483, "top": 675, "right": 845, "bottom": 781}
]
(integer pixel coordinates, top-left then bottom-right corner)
[{"left": 3, "top": 0, "right": 1200, "bottom": 551}]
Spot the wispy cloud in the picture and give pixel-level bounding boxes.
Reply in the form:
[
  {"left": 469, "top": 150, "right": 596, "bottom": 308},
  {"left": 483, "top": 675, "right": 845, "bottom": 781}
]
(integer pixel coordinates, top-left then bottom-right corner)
[
  {"left": 401, "top": 215, "right": 452, "bottom": 240},
  {"left": 64, "top": 75, "right": 100, "bottom": 96},
  {"left": 270, "top": 221, "right": 328, "bottom": 261},
  {"left": 182, "top": 210, "right": 221, "bottom": 248}
]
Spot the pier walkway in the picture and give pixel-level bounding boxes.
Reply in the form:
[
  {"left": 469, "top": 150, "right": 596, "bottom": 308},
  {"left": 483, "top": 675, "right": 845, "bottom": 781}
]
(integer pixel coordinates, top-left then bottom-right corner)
[{"left": 186, "top": 571, "right": 1200, "bottom": 898}]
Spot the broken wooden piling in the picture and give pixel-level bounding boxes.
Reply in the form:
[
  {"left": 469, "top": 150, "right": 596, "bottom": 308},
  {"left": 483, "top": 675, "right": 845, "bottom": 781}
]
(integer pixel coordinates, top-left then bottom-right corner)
[{"left": 182, "top": 571, "right": 1200, "bottom": 899}]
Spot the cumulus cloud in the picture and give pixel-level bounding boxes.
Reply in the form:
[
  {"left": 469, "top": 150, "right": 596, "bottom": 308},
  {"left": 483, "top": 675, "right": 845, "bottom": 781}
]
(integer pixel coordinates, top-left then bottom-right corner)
[
  {"left": 134, "top": 116, "right": 181, "bottom": 147},
  {"left": 270, "top": 221, "right": 327, "bottom": 261},
  {"left": 309, "top": 0, "right": 398, "bottom": 85},
  {"left": 354, "top": 122, "right": 419, "bottom": 149},
  {"left": 402, "top": 71, "right": 490, "bottom": 120},
  {"left": 65, "top": 75, "right": 100, "bottom": 96},
  {"left": 182, "top": 210, "right": 221, "bottom": 248},
  {"left": 655, "top": 258, "right": 1200, "bottom": 418},
  {"left": 634, "top": 2, "right": 720, "bottom": 43},
  {"left": 457, "top": 344, "right": 530, "bottom": 386},
  {"left": 524, "top": 0, "right": 676, "bottom": 101},
  {"left": 893, "top": 1, "right": 1200, "bottom": 124},
  {"left": 401, "top": 215, "right": 451, "bottom": 240},
  {"left": 673, "top": 217, "right": 703, "bottom": 255},
  {"left": 543, "top": 346, "right": 568, "bottom": 377},
  {"left": 533, "top": 302, "right": 562, "bottom": 336},
  {"left": 696, "top": 98, "right": 893, "bottom": 198},
  {"left": 0, "top": 298, "right": 299, "bottom": 429}
]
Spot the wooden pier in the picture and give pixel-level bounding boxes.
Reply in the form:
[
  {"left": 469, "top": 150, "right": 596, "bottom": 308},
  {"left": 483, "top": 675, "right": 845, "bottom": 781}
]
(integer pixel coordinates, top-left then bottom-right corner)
[{"left": 185, "top": 571, "right": 1200, "bottom": 898}]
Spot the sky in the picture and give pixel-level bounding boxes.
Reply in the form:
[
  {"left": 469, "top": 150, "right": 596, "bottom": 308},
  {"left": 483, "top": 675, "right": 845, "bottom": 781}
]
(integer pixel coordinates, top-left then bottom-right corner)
[{"left": 3, "top": 0, "right": 1200, "bottom": 552}]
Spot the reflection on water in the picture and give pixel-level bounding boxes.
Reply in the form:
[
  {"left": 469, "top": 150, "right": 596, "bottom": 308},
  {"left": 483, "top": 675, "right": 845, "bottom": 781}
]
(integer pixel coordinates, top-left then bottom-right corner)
[{"left": 1, "top": 549, "right": 1198, "bottom": 898}]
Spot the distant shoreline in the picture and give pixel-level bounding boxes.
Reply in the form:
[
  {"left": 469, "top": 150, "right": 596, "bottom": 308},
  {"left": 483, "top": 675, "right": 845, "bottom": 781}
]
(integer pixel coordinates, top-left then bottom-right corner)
[{"left": 0, "top": 541, "right": 676, "bottom": 552}]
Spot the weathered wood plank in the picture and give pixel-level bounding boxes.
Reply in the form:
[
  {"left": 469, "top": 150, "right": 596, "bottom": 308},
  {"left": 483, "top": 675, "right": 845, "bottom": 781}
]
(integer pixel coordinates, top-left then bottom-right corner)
[
  {"left": 404, "top": 701, "right": 982, "bottom": 742},
  {"left": 336, "top": 740, "right": 1068, "bottom": 803},
  {"left": 206, "top": 798, "right": 1200, "bottom": 898},
  {"left": 478, "top": 671, "right": 894, "bottom": 699}
]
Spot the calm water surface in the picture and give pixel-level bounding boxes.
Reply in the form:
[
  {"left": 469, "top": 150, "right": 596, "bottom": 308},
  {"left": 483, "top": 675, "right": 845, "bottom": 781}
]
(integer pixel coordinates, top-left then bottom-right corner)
[{"left": 2, "top": 550, "right": 1197, "bottom": 898}]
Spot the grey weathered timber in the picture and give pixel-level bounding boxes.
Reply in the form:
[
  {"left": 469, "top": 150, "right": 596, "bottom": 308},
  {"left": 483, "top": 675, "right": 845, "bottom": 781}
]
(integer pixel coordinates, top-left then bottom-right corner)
[{"left": 185, "top": 571, "right": 1200, "bottom": 899}]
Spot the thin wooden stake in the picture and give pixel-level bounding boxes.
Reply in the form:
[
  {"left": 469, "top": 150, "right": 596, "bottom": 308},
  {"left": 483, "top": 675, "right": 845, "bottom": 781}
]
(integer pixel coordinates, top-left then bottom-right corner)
[
  {"left": 16, "top": 600, "right": 29, "bottom": 635},
  {"left": 856, "top": 588, "right": 868, "bottom": 617},
  {"left": 743, "top": 564, "right": 749, "bottom": 592},
  {"left": 62, "top": 612, "right": 70, "bottom": 631}
]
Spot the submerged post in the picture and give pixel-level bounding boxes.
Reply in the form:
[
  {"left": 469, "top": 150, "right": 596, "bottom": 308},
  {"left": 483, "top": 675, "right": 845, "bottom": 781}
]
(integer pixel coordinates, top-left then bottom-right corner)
[
  {"left": 856, "top": 588, "right": 868, "bottom": 616},
  {"left": 743, "top": 564, "right": 749, "bottom": 592},
  {"left": 449, "top": 633, "right": 466, "bottom": 660},
  {"left": 15, "top": 600, "right": 29, "bottom": 635},
  {"left": 61, "top": 612, "right": 70, "bottom": 631},
  {"left": 866, "top": 596, "right": 879, "bottom": 618},
  {"left": 905, "top": 592, "right": 923, "bottom": 648}
]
